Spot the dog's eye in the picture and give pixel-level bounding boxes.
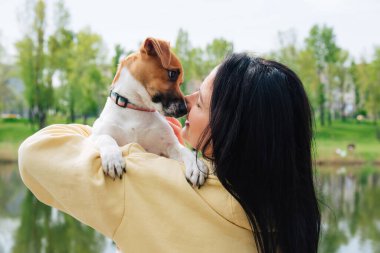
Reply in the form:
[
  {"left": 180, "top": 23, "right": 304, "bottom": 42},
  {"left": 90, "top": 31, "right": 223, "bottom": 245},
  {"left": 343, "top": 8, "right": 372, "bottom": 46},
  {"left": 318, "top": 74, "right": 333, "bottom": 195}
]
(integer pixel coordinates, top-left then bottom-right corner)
[{"left": 168, "top": 70, "right": 179, "bottom": 82}]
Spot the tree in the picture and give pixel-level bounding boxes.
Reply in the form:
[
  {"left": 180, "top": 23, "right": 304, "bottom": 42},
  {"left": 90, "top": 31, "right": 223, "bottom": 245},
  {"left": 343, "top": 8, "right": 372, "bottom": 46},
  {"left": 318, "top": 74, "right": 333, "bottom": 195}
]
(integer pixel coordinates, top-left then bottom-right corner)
[
  {"left": 305, "top": 25, "right": 340, "bottom": 126},
  {"left": 204, "top": 38, "right": 234, "bottom": 74},
  {"left": 173, "top": 29, "right": 234, "bottom": 94},
  {"left": 43, "top": 1, "right": 109, "bottom": 123},
  {"left": 47, "top": 0, "right": 75, "bottom": 118},
  {"left": 64, "top": 28, "right": 107, "bottom": 123},
  {"left": 297, "top": 48, "right": 320, "bottom": 111},
  {"left": 269, "top": 29, "right": 300, "bottom": 72},
  {"left": 173, "top": 29, "right": 195, "bottom": 93},
  {"left": 370, "top": 48, "right": 380, "bottom": 125},
  {"left": 0, "top": 34, "right": 12, "bottom": 113},
  {"left": 353, "top": 48, "right": 380, "bottom": 125},
  {"left": 328, "top": 49, "right": 351, "bottom": 121},
  {"left": 269, "top": 30, "right": 320, "bottom": 112},
  {"left": 111, "top": 44, "right": 125, "bottom": 75},
  {"left": 16, "top": 0, "right": 51, "bottom": 129}
]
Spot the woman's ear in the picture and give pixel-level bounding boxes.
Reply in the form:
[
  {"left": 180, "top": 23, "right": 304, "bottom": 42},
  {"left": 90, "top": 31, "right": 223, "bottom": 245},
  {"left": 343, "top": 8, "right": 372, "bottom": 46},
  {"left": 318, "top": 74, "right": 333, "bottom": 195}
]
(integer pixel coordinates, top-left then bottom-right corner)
[{"left": 140, "top": 37, "right": 171, "bottom": 69}]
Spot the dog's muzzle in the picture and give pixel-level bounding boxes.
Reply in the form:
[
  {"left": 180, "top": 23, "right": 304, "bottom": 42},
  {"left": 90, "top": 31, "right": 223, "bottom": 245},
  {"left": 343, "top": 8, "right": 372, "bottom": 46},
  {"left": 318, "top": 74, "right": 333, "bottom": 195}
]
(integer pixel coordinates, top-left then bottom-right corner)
[
  {"left": 161, "top": 99, "right": 187, "bottom": 117},
  {"left": 152, "top": 94, "right": 187, "bottom": 118}
]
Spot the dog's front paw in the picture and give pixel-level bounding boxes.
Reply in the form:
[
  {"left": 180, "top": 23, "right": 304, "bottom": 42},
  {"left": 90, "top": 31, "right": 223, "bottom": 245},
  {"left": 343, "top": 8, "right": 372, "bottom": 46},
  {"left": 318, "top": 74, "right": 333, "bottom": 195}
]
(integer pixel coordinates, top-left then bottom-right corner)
[
  {"left": 100, "top": 147, "right": 126, "bottom": 180},
  {"left": 184, "top": 152, "right": 209, "bottom": 187}
]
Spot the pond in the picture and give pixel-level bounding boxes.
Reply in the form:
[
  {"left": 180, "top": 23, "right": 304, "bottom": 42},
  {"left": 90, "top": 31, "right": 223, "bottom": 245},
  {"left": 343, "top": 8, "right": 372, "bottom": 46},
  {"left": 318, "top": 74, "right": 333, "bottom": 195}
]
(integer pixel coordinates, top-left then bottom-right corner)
[{"left": 0, "top": 163, "right": 379, "bottom": 253}]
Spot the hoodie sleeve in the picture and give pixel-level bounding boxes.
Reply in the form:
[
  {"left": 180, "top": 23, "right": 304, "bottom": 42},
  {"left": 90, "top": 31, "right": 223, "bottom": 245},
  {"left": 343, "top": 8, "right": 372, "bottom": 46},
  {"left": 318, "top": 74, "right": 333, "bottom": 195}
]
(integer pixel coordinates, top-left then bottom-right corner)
[
  {"left": 18, "top": 124, "right": 127, "bottom": 239},
  {"left": 18, "top": 124, "right": 254, "bottom": 253}
]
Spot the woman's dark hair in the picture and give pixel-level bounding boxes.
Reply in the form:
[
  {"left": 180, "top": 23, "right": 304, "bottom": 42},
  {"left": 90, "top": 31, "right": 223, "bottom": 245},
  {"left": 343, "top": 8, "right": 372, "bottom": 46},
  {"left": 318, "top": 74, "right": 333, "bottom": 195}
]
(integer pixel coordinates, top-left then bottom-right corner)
[{"left": 199, "top": 53, "right": 321, "bottom": 253}]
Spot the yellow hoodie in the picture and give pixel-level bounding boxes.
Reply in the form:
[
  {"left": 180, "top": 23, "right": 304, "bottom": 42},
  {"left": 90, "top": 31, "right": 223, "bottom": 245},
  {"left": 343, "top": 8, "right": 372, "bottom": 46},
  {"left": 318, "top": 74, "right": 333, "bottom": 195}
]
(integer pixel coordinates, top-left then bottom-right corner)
[{"left": 18, "top": 124, "right": 257, "bottom": 253}]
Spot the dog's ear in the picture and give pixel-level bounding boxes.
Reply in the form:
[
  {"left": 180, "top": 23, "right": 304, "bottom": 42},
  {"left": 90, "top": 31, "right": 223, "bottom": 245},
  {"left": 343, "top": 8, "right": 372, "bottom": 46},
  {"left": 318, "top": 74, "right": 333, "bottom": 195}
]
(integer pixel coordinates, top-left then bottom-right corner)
[{"left": 141, "top": 37, "right": 171, "bottom": 69}]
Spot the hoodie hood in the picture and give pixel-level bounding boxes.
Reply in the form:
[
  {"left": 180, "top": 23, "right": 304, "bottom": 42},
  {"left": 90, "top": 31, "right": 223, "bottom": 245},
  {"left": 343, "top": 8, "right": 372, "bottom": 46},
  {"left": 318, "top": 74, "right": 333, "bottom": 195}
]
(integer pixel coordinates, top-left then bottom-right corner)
[{"left": 195, "top": 161, "right": 252, "bottom": 231}]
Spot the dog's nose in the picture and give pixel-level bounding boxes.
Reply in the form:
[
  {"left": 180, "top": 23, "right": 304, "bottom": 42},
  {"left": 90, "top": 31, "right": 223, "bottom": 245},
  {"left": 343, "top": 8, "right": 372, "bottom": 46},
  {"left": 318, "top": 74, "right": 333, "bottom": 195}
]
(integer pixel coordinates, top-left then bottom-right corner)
[
  {"left": 177, "top": 100, "right": 187, "bottom": 117},
  {"left": 163, "top": 99, "right": 187, "bottom": 118}
]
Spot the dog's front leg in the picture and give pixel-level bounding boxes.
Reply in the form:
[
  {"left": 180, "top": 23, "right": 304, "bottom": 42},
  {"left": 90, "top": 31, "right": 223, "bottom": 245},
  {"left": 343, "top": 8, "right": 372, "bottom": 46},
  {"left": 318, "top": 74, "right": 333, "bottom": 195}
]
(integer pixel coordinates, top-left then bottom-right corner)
[
  {"left": 167, "top": 143, "right": 208, "bottom": 187},
  {"left": 90, "top": 134, "right": 126, "bottom": 179}
]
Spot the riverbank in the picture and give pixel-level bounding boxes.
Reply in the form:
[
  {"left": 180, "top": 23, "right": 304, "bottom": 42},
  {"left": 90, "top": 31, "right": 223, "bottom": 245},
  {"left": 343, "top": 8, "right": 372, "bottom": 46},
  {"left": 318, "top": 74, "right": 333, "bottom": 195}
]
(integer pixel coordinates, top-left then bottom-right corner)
[
  {"left": 1, "top": 119, "right": 379, "bottom": 166},
  {"left": 314, "top": 120, "right": 380, "bottom": 166}
]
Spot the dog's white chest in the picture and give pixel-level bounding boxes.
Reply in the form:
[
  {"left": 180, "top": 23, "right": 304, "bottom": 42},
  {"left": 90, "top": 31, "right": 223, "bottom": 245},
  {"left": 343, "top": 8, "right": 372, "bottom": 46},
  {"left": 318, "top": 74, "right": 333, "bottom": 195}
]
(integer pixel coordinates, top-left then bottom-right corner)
[{"left": 93, "top": 99, "right": 175, "bottom": 155}]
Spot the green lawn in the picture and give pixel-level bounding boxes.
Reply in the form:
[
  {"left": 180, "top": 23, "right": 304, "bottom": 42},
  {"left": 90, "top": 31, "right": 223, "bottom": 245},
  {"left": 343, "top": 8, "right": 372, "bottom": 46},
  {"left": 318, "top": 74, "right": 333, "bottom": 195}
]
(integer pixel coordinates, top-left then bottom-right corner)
[
  {"left": 0, "top": 117, "right": 95, "bottom": 162},
  {"left": 0, "top": 118, "right": 379, "bottom": 164},
  {"left": 314, "top": 120, "right": 380, "bottom": 164},
  {"left": 0, "top": 119, "right": 34, "bottom": 162}
]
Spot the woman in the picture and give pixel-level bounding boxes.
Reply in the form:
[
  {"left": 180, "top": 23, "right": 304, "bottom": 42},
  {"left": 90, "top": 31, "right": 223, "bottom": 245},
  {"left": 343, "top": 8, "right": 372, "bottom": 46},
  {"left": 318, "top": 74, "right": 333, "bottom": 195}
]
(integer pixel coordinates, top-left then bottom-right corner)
[{"left": 18, "top": 53, "right": 321, "bottom": 253}]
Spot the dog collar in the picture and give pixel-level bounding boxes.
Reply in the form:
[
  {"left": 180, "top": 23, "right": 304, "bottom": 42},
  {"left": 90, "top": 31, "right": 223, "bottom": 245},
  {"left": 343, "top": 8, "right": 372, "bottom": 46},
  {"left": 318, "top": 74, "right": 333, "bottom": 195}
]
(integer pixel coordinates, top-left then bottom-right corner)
[{"left": 109, "top": 90, "right": 156, "bottom": 112}]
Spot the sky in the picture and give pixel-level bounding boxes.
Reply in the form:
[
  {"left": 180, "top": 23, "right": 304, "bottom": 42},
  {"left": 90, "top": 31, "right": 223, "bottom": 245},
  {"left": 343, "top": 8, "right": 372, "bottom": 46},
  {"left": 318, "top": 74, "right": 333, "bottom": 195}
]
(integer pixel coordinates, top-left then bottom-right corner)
[{"left": 0, "top": 0, "right": 379, "bottom": 61}]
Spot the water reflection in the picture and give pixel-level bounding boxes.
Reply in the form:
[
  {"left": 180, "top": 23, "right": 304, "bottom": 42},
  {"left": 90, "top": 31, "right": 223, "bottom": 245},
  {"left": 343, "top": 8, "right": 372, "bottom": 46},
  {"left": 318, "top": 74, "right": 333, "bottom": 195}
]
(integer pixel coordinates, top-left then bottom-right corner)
[
  {"left": 0, "top": 163, "right": 109, "bottom": 253},
  {"left": 0, "top": 163, "right": 379, "bottom": 253},
  {"left": 319, "top": 167, "right": 380, "bottom": 253}
]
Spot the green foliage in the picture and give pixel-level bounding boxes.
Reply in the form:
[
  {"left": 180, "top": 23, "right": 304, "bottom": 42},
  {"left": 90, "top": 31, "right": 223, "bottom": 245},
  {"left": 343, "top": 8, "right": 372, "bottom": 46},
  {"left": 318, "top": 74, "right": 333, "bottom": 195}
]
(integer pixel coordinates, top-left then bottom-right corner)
[
  {"left": 271, "top": 26, "right": 380, "bottom": 127},
  {"left": 204, "top": 38, "right": 233, "bottom": 72},
  {"left": 173, "top": 29, "right": 233, "bottom": 94},
  {"left": 0, "top": 38, "right": 17, "bottom": 113},
  {"left": 351, "top": 50, "right": 380, "bottom": 124},
  {"left": 328, "top": 49, "right": 351, "bottom": 121},
  {"left": 63, "top": 28, "right": 108, "bottom": 123},
  {"left": 6, "top": 0, "right": 380, "bottom": 135},
  {"left": 16, "top": 0, "right": 52, "bottom": 129},
  {"left": 306, "top": 24, "right": 340, "bottom": 69},
  {"left": 112, "top": 44, "right": 125, "bottom": 75},
  {"left": 269, "top": 29, "right": 300, "bottom": 71},
  {"left": 305, "top": 24, "right": 341, "bottom": 126},
  {"left": 173, "top": 29, "right": 201, "bottom": 93},
  {"left": 15, "top": 0, "right": 111, "bottom": 125}
]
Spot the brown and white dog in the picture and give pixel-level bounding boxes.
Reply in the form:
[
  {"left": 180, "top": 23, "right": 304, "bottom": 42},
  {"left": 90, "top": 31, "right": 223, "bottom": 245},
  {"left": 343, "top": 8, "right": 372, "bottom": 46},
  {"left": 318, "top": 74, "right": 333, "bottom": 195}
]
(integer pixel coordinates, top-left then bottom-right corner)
[{"left": 90, "top": 37, "right": 208, "bottom": 186}]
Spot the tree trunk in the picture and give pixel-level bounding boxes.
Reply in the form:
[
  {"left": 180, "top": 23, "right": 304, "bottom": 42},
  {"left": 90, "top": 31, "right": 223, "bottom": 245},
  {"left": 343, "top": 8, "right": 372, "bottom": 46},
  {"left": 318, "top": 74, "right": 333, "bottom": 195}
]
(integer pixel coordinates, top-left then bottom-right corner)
[
  {"left": 38, "top": 110, "right": 46, "bottom": 129},
  {"left": 28, "top": 108, "right": 34, "bottom": 125},
  {"left": 318, "top": 82, "right": 325, "bottom": 126},
  {"left": 70, "top": 106, "right": 75, "bottom": 123},
  {"left": 83, "top": 114, "right": 88, "bottom": 125},
  {"left": 327, "top": 109, "right": 332, "bottom": 126},
  {"left": 339, "top": 71, "right": 346, "bottom": 122},
  {"left": 317, "top": 68, "right": 326, "bottom": 126},
  {"left": 340, "top": 102, "right": 346, "bottom": 122}
]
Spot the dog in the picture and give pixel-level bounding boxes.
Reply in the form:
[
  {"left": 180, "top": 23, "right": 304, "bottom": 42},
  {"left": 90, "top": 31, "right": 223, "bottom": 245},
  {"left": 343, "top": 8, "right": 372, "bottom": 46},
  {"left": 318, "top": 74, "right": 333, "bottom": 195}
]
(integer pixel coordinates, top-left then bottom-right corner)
[{"left": 90, "top": 37, "right": 208, "bottom": 186}]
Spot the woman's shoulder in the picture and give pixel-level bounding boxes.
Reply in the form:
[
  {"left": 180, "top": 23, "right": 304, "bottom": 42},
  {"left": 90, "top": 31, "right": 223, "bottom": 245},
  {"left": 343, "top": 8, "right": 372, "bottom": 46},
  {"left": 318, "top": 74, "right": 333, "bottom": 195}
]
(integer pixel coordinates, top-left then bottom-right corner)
[{"left": 128, "top": 153, "right": 252, "bottom": 231}]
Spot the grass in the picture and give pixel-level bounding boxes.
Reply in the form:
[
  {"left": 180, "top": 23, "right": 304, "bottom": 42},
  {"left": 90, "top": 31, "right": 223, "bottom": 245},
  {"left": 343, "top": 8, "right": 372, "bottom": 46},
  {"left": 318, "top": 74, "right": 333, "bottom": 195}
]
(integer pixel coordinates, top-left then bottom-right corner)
[
  {"left": 0, "top": 117, "right": 379, "bottom": 165},
  {"left": 314, "top": 119, "right": 380, "bottom": 165},
  {"left": 0, "top": 116, "right": 96, "bottom": 162},
  {"left": 0, "top": 119, "right": 34, "bottom": 162}
]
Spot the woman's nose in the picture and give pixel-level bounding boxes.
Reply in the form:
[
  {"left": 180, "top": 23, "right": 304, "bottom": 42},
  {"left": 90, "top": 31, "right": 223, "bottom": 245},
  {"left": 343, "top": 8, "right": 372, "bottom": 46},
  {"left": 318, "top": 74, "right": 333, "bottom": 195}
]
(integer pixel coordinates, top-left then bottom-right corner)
[
  {"left": 184, "top": 92, "right": 197, "bottom": 112},
  {"left": 184, "top": 95, "right": 193, "bottom": 112}
]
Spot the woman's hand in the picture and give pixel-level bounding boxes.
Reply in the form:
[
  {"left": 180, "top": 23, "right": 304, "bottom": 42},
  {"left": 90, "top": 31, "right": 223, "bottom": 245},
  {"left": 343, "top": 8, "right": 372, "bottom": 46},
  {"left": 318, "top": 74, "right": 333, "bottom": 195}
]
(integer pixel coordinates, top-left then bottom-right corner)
[{"left": 165, "top": 117, "right": 184, "bottom": 145}]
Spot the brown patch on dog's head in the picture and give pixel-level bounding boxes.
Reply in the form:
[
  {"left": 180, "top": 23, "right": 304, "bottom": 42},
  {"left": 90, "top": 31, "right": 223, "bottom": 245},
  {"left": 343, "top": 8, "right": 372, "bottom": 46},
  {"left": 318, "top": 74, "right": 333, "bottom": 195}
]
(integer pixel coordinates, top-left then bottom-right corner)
[
  {"left": 141, "top": 38, "right": 172, "bottom": 69},
  {"left": 112, "top": 37, "right": 187, "bottom": 117}
]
